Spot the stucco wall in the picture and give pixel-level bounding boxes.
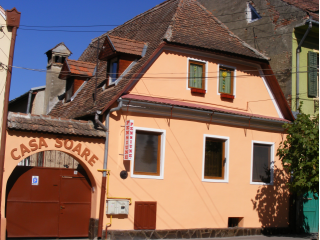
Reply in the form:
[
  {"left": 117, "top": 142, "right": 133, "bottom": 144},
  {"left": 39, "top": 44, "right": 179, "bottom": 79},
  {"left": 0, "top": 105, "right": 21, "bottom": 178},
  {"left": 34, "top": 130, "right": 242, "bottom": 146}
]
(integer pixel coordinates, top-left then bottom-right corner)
[
  {"left": 0, "top": 13, "right": 12, "bottom": 152},
  {"left": 131, "top": 50, "right": 282, "bottom": 119},
  {"left": 104, "top": 109, "right": 289, "bottom": 230}
]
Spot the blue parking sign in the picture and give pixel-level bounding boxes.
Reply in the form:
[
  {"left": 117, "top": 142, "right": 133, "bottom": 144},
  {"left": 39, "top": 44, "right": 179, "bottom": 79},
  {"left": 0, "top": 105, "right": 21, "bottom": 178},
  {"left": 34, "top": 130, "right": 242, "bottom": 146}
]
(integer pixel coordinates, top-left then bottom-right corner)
[{"left": 32, "top": 176, "right": 39, "bottom": 185}]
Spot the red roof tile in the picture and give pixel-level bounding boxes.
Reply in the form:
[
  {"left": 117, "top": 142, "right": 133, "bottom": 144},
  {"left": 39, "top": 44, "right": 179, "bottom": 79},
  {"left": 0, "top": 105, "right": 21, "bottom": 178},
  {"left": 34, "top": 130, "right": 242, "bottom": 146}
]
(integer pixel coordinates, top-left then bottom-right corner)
[
  {"left": 109, "top": 35, "right": 146, "bottom": 56},
  {"left": 49, "top": 0, "right": 292, "bottom": 122},
  {"left": 59, "top": 59, "right": 96, "bottom": 80},
  {"left": 7, "top": 112, "right": 105, "bottom": 138}
]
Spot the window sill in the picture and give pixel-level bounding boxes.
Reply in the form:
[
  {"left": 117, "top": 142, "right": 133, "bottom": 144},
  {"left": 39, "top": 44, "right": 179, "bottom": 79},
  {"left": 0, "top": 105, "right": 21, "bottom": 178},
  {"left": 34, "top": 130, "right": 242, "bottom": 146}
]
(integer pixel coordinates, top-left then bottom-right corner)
[
  {"left": 202, "top": 178, "right": 228, "bottom": 183},
  {"left": 191, "top": 88, "right": 206, "bottom": 94},
  {"left": 131, "top": 173, "right": 163, "bottom": 180},
  {"left": 250, "top": 181, "right": 273, "bottom": 186},
  {"left": 220, "top": 93, "right": 234, "bottom": 99}
]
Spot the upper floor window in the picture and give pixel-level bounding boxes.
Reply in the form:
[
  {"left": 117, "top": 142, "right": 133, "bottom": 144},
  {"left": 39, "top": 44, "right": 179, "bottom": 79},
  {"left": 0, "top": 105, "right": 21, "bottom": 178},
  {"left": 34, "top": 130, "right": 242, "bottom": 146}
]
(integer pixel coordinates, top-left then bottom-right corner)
[
  {"left": 308, "top": 51, "right": 319, "bottom": 98},
  {"left": 246, "top": 3, "right": 261, "bottom": 23},
  {"left": 187, "top": 58, "right": 207, "bottom": 93},
  {"left": 219, "top": 66, "right": 235, "bottom": 96},
  {"left": 108, "top": 58, "right": 118, "bottom": 85}
]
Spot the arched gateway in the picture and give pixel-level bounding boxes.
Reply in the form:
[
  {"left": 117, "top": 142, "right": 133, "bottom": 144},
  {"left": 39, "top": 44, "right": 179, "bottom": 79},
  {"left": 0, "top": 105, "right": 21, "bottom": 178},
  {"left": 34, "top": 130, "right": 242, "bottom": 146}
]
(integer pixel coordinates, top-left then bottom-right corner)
[{"left": 2, "top": 113, "right": 105, "bottom": 239}]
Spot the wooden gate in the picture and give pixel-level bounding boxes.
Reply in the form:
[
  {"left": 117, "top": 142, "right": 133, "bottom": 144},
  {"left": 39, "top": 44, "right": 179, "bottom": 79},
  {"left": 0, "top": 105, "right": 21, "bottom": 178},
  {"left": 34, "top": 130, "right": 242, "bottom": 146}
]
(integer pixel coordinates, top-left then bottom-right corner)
[{"left": 6, "top": 166, "right": 91, "bottom": 238}]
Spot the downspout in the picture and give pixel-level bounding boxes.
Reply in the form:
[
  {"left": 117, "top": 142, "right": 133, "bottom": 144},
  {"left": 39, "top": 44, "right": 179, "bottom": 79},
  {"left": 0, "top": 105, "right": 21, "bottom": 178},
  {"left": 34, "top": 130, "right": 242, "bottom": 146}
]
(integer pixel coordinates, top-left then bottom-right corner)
[
  {"left": 296, "top": 19, "right": 312, "bottom": 111},
  {"left": 0, "top": 8, "right": 20, "bottom": 238},
  {"left": 26, "top": 90, "right": 33, "bottom": 113},
  {"left": 95, "top": 97, "right": 122, "bottom": 238}
]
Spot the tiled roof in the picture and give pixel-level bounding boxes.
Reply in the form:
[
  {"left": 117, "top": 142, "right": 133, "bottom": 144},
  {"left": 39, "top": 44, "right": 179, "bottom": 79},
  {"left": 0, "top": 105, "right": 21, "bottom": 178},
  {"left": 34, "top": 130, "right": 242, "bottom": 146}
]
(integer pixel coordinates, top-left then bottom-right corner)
[
  {"left": 49, "top": 0, "right": 290, "bottom": 121},
  {"left": 59, "top": 59, "right": 96, "bottom": 80},
  {"left": 45, "top": 42, "right": 72, "bottom": 55},
  {"left": 7, "top": 112, "right": 105, "bottom": 138},
  {"left": 109, "top": 35, "right": 146, "bottom": 56},
  {"left": 122, "top": 94, "right": 290, "bottom": 123},
  {"left": 282, "top": 0, "right": 319, "bottom": 21}
]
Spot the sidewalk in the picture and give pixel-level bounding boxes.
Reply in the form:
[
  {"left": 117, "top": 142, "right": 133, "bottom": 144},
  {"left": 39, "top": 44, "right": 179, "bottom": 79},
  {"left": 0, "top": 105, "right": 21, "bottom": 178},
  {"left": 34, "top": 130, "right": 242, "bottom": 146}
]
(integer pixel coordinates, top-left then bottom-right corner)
[{"left": 165, "top": 234, "right": 318, "bottom": 240}]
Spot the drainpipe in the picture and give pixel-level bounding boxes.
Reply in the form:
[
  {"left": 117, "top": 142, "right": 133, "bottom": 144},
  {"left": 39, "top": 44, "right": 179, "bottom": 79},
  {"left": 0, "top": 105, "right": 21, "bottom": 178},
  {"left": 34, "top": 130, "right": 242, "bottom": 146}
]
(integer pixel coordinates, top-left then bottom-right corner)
[
  {"left": 95, "top": 98, "right": 122, "bottom": 238},
  {"left": 26, "top": 90, "right": 33, "bottom": 114},
  {"left": 0, "top": 8, "right": 20, "bottom": 238},
  {"left": 296, "top": 19, "right": 312, "bottom": 111}
]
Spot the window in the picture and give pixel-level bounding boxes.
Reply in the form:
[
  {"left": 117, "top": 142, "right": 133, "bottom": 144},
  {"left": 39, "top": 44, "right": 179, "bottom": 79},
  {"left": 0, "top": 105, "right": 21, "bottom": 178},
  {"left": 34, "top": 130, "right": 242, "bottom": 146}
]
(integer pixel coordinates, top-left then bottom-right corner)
[
  {"left": 188, "top": 59, "right": 206, "bottom": 92},
  {"left": 219, "top": 66, "right": 234, "bottom": 96},
  {"left": 246, "top": 3, "right": 261, "bottom": 23},
  {"left": 202, "top": 135, "right": 229, "bottom": 183},
  {"left": 308, "top": 51, "right": 319, "bottom": 98},
  {"left": 131, "top": 128, "right": 166, "bottom": 179},
  {"left": 251, "top": 141, "right": 274, "bottom": 185},
  {"left": 108, "top": 58, "right": 118, "bottom": 85},
  {"left": 65, "top": 79, "right": 74, "bottom": 102}
]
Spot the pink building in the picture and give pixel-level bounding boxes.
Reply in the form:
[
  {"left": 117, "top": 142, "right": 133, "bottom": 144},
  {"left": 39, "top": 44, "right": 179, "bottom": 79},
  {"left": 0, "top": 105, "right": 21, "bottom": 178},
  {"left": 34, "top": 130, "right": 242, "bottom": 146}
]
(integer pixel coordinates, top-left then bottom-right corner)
[{"left": 2, "top": 0, "right": 294, "bottom": 239}]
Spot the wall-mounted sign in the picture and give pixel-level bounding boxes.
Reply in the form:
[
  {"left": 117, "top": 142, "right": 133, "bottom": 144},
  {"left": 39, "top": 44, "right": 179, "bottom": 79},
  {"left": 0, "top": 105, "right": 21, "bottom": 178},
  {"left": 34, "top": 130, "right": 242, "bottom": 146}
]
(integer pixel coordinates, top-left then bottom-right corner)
[
  {"left": 124, "top": 120, "right": 134, "bottom": 160},
  {"left": 32, "top": 176, "right": 39, "bottom": 185},
  {"left": 10, "top": 137, "right": 99, "bottom": 166}
]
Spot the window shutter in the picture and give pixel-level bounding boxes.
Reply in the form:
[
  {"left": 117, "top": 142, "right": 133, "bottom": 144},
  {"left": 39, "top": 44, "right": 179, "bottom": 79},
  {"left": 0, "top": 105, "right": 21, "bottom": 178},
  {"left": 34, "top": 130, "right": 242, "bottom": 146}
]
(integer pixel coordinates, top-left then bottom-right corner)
[
  {"left": 308, "top": 51, "right": 318, "bottom": 98},
  {"left": 134, "top": 201, "right": 157, "bottom": 230}
]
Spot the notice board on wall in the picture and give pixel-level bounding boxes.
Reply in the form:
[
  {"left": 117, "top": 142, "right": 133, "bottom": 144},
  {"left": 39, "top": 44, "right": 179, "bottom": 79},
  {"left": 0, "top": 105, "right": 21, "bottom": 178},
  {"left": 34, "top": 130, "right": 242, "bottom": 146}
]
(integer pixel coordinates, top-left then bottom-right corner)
[{"left": 124, "top": 120, "right": 134, "bottom": 160}]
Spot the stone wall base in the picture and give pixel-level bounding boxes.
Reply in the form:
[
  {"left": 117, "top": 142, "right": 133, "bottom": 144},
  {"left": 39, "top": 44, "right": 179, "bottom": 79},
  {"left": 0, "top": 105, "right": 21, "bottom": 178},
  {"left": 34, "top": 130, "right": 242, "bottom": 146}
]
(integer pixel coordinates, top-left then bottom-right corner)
[{"left": 106, "top": 227, "right": 290, "bottom": 240}]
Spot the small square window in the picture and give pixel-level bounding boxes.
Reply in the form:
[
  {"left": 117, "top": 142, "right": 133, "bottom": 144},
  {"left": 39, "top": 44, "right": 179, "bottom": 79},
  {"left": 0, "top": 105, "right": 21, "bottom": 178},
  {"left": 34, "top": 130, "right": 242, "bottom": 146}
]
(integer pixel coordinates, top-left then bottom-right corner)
[
  {"left": 219, "top": 66, "right": 234, "bottom": 95},
  {"left": 188, "top": 60, "right": 205, "bottom": 90},
  {"left": 202, "top": 135, "right": 229, "bottom": 183},
  {"left": 251, "top": 141, "right": 274, "bottom": 185},
  {"left": 247, "top": 3, "right": 261, "bottom": 23},
  {"left": 131, "top": 128, "right": 166, "bottom": 179}
]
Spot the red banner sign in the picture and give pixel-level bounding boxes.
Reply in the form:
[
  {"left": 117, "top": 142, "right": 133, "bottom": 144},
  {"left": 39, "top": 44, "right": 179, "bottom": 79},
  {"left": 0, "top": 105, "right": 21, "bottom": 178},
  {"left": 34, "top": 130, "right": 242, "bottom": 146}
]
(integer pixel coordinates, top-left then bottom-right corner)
[{"left": 124, "top": 120, "right": 134, "bottom": 160}]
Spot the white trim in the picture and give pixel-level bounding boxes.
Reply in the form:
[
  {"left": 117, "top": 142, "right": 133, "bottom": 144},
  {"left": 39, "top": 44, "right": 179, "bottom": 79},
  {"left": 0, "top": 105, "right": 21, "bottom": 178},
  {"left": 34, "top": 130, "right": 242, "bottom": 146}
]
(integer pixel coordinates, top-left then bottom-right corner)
[
  {"left": 217, "top": 64, "right": 237, "bottom": 97},
  {"left": 0, "top": 8, "right": 6, "bottom": 21},
  {"left": 258, "top": 69, "right": 284, "bottom": 119},
  {"left": 250, "top": 140, "right": 274, "bottom": 185},
  {"left": 186, "top": 57, "right": 208, "bottom": 91},
  {"left": 130, "top": 127, "right": 166, "bottom": 180},
  {"left": 202, "top": 134, "right": 230, "bottom": 183}
]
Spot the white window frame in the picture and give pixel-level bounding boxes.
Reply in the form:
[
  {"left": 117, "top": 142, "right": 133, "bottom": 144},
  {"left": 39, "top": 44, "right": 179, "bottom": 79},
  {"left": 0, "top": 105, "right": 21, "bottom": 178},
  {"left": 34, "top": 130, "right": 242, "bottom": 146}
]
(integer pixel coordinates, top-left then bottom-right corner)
[
  {"left": 130, "top": 127, "right": 166, "bottom": 180},
  {"left": 186, "top": 57, "right": 208, "bottom": 91},
  {"left": 217, "top": 64, "right": 237, "bottom": 97},
  {"left": 250, "top": 140, "right": 274, "bottom": 185},
  {"left": 202, "top": 134, "right": 230, "bottom": 183}
]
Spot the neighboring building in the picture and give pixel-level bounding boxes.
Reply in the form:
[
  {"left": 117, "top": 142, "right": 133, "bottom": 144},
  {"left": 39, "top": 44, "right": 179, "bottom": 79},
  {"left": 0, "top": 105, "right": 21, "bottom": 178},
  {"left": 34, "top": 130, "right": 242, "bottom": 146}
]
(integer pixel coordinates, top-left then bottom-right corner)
[
  {"left": 197, "top": 0, "right": 319, "bottom": 115},
  {"left": 2, "top": 0, "right": 296, "bottom": 239},
  {"left": 0, "top": 6, "right": 12, "bottom": 151},
  {"left": 43, "top": 42, "right": 72, "bottom": 114},
  {"left": 9, "top": 85, "right": 46, "bottom": 114}
]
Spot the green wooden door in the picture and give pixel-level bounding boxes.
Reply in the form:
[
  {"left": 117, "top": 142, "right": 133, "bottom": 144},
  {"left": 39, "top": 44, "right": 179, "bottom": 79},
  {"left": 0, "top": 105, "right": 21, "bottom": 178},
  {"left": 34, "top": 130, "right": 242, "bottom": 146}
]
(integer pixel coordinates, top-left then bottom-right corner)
[{"left": 303, "top": 192, "right": 319, "bottom": 233}]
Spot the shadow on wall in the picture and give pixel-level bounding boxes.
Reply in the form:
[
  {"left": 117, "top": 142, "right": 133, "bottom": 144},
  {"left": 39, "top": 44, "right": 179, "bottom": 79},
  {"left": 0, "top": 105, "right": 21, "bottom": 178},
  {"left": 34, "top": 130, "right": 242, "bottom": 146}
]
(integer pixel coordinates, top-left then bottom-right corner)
[{"left": 251, "top": 166, "right": 292, "bottom": 234}]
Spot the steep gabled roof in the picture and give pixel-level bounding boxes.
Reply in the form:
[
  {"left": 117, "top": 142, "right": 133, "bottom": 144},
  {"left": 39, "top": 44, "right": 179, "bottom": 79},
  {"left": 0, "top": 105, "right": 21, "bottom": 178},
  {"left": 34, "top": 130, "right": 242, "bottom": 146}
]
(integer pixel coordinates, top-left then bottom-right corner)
[{"left": 49, "top": 0, "right": 293, "bottom": 121}]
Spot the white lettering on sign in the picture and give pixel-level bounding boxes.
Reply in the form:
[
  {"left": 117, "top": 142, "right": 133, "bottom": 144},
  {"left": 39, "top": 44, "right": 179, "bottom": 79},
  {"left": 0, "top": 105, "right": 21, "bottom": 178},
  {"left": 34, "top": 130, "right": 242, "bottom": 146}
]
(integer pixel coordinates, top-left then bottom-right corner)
[
  {"left": 124, "top": 120, "right": 134, "bottom": 160},
  {"left": 32, "top": 176, "right": 39, "bottom": 185}
]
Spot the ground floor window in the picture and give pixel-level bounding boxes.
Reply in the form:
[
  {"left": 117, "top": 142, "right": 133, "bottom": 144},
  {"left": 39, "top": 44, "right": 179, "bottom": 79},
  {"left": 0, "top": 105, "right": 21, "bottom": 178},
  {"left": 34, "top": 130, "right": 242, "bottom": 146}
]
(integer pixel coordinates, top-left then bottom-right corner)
[
  {"left": 251, "top": 141, "right": 274, "bottom": 185},
  {"left": 202, "top": 135, "right": 229, "bottom": 183},
  {"left": 131, "top": 127, "right": 166, "bottom": 179}
]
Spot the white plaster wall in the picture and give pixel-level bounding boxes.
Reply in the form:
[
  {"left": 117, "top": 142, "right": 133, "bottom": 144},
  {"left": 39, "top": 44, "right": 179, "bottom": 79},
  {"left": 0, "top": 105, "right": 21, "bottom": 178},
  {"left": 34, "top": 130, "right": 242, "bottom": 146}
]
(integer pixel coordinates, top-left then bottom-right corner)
[{"left": 31, "top": 90, "right": 45, "bottom": 115}]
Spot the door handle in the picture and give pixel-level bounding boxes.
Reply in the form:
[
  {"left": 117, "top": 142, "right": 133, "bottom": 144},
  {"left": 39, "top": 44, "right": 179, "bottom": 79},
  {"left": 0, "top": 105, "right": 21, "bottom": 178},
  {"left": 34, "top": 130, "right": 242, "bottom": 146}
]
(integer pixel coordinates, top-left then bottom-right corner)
[{"left": 60, "top": 206, "right": 65, "bottom": 209}]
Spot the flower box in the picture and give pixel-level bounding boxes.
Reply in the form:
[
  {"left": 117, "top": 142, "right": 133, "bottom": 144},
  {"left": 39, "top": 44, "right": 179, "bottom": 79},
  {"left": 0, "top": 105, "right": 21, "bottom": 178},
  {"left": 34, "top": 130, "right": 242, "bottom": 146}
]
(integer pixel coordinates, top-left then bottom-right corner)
[
  {"left": 220, "top": 93, "right": 234, "bottom": 99},
  {"left": 191, "top": 88, "right": 206, "bottom": 94}
]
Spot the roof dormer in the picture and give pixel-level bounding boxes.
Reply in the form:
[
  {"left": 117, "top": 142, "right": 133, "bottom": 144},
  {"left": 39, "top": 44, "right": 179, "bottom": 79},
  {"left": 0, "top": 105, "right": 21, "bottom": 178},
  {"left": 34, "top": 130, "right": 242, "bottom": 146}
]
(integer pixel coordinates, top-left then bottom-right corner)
[{"left": 99, "top": 35, "right": 148, "bottom": 87}]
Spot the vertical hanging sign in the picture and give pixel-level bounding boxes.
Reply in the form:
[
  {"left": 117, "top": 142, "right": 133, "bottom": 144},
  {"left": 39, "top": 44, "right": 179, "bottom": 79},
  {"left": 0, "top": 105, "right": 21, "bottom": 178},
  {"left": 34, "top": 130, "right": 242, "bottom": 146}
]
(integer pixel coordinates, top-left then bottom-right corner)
[{"left": 124, "top": 120, "right": 134, "bottom": 160}]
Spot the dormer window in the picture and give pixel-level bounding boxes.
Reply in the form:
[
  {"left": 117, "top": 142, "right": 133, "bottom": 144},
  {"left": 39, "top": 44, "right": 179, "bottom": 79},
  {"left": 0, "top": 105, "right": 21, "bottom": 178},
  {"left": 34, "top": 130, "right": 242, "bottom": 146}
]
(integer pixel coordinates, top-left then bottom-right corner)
[
  {"left": 54, "top": 56, "right": 66, "bottom": 64},
  {"left": 247, "top": 2, "right": 261, "bottom": 23},
  {"left": 108, "top": 58, "right": 118, "bottom": 85}
]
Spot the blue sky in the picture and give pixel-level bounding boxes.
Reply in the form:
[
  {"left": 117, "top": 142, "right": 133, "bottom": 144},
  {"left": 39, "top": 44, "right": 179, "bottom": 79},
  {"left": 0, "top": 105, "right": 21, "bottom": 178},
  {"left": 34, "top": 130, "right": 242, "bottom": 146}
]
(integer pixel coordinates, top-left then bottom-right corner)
[{"left": 2, "top": 0, "right": 164, "bottom": 100}]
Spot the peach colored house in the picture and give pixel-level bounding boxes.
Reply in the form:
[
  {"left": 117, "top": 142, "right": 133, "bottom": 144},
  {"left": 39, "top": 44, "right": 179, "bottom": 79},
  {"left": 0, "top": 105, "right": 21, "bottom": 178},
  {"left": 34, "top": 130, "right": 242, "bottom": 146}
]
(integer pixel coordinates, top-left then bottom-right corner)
[{"left": 2, "top": 0, "right": 295, "bottom": 239}]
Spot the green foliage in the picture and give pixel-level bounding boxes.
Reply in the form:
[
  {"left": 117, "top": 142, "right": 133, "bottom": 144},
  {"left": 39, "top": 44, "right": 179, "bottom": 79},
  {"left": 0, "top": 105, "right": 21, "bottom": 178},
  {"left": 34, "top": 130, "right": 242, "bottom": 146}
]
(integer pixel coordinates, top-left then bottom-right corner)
[{"left": 277, "top": 103, "right": 319, "bottom": 197}]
